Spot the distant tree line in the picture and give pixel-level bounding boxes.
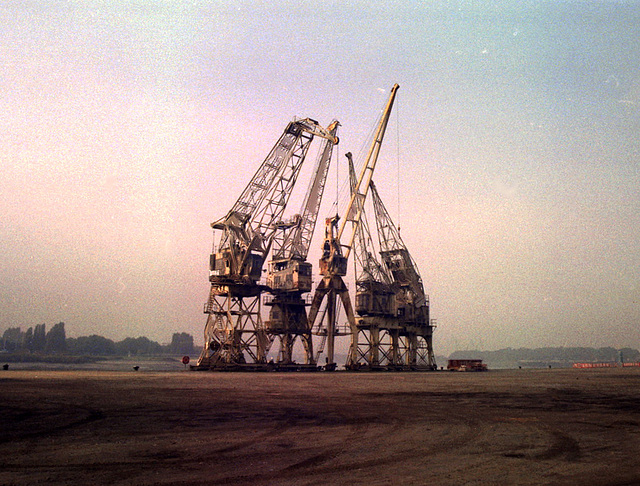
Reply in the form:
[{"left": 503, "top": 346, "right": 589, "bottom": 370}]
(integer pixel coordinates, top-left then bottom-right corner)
[
  {"left": 1, "top": 323, "right": 196, "bottom": 357},
  {"left": 449, "top": 346, "right": 640, "bottom": 368}
]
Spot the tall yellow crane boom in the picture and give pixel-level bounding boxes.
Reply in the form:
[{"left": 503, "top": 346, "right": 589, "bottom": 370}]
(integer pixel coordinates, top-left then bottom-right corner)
[
  {"left": 319, "top": 85, "right": 399, "bottom": 279},
  {"left": 310, "top": 84, "right": 399, "bottom": 369},
  {"left": 338, "top": 83, "right": 399, "bottom": 261}
]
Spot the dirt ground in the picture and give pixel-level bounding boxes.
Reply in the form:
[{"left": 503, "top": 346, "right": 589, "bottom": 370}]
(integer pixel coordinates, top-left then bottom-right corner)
[{"left": 1, "top": 368, "right": 639, "bottom": 485}]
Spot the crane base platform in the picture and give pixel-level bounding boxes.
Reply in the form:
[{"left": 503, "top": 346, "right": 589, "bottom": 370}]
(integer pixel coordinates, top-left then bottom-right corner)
[
  {"left": 190, "top": 362, "right": 322, "bottom": 372},
  {"left": 345, "top": 364, "right": 438, "bottom": 372}
]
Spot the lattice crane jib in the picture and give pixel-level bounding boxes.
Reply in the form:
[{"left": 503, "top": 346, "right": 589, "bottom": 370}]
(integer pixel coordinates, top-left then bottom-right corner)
[
  {"left": 370, "top": 180, "right": 436, "bottom": 369},
  {"left": 210, "top": 119, "right": 334, "bottom": 286},
  {"left": 272, "top": 120, "right": 340, "bottom": 263},
  {"left": 347, "top": 153, "right": 395, "bottom": 318},
  {"left": 370, "top": 181, "right": 428, "bottom": 312},
  {"left": 264, "top": 121, "right": 340, "bottom": 367},
  {"left": 338, "top": 84, "right": 400, "bottom": 263},
  {"left": 197, "top": 118, "right": 336, "bottom": 370}
]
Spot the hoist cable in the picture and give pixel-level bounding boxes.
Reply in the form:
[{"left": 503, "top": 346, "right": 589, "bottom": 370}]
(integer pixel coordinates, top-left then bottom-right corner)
[{"left": 396, "top": 91, "right": 401, "bottom": 232}]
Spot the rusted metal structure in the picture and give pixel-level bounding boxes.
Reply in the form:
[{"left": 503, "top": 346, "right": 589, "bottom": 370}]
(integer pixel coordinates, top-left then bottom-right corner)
[
  {"left": 370, "top": 179, "right": 436, "bottom": 369},
  {"left": 195, "top": 118, "right": 338, "bottom": 370},
  {"left": 308, "top": 84, "right": 400, "bottom": 370},
  {"left": 194, "top": 84, "right": 438, "bottom": 371},
  {"left": 347, "top": 153, "right": 397, "bottom": 370},
  {"left": 347, "top": 156, "right": 436, "bottom": 370},
  {"left": 264, "top": 121, "right": 340, "bottom": 370}
]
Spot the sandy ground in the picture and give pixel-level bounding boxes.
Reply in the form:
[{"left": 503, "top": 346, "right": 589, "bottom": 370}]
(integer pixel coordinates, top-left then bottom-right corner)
[{"left": 1, "top": 368, "right": 639, "bottom": 486}]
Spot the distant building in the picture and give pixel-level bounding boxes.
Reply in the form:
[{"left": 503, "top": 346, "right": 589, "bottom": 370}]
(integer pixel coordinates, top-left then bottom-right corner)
[
  {"left": 573, "top": 362, "right": 640, "bottom": 368},
  {"left": 447, "top": 359, "right": 487, "bottom": 372}
]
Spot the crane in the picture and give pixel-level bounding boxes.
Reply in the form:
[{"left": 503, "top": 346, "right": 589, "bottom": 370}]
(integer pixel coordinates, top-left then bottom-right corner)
[
  {"left": 348, "top": 152, "right": 395, "bottom": 319},
  {"left": 370, "top": 180, "right": 436, "bottom": 369},
  {"left": 348, "top": 154, "right": 398, "bottom": 369},
  {"left": 347, "top": 171, "right": 436, "bottom": 370},
  {"left": 196, "top": 118, "right": 338, "bottom": 370},
  {"left": 264, "top": 120, "right": 340, "bottom": 369},
  {"left": 308, "top": 84, "right": 399, "bottom": 370}
]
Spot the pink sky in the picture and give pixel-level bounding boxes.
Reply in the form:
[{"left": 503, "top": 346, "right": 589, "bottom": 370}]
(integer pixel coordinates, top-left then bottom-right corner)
[{"left": 2, "top": 1, "right": 639, "bottom": 355}]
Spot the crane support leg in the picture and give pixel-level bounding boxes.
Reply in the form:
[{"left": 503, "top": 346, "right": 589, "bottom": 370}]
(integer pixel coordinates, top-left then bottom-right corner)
[
  {"left": 309, "top": 276, "right": 356, "bottom": 371},
  {"left": 196, "top": 287, "right": 270, "bottom": 370}
]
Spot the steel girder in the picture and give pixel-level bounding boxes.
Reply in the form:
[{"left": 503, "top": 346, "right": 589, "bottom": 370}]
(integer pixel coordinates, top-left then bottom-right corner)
[{"left": 197, "top": 286, "right": 271, "bottom": 369}]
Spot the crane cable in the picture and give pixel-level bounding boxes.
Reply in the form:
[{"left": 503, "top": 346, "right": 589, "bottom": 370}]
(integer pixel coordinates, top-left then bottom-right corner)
[
  {"left": 331, "top": 89, "right": 399, "bottom": 222},
  {"left": 396, "top": 91, "right": 401, "bottom": 233},
  {"left": 336, "top": 130, "right": 340, "bottom": 216}
]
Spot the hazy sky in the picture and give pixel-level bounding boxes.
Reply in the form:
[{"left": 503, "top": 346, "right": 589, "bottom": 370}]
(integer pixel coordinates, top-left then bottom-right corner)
[{"left": 2, "top": 0, "right": 639, "bottom": 355}]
